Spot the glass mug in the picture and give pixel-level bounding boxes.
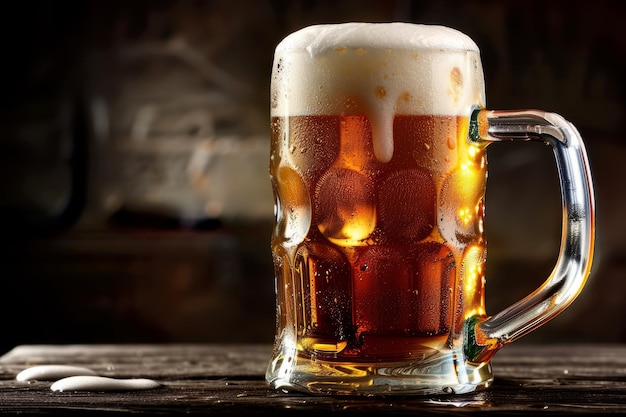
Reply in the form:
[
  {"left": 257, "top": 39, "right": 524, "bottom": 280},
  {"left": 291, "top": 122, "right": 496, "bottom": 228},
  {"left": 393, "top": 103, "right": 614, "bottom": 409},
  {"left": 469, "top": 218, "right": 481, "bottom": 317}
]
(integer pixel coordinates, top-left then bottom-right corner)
[{"left": 266, "top": 22, "right": 595, "bottom": 396}]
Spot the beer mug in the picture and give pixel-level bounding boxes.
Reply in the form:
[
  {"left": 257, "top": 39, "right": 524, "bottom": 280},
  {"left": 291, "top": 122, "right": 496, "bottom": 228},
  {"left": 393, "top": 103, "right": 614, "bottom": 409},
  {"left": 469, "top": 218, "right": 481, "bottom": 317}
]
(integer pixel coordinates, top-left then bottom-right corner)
[{"left": 266, "top": 22, "right": 595, "bottom": 395}]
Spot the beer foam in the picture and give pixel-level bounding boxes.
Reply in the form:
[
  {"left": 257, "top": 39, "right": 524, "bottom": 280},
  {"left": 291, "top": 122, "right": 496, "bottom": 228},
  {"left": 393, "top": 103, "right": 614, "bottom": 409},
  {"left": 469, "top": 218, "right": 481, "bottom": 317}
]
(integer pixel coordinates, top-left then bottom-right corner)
[
  {"left": 271, "top": 23, "right": 486, "bottom": 162},
  {"left": 275, "top": 22, "right": 479, "bottom": 55}
]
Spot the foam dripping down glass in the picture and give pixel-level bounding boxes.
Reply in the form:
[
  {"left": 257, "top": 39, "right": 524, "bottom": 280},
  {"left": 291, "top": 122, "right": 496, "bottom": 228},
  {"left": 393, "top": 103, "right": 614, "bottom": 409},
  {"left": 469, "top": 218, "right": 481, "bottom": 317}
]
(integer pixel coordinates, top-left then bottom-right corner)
[{"left": 266, "top": 22, "right": 595, "bottom": 396}]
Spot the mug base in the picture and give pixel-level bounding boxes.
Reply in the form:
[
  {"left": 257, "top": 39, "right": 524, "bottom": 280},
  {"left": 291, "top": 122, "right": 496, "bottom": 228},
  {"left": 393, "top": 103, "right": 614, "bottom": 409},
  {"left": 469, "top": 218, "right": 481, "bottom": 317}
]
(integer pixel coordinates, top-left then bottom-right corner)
[{"left": 266, "top": 347, "right": 493, "bottom": 396}]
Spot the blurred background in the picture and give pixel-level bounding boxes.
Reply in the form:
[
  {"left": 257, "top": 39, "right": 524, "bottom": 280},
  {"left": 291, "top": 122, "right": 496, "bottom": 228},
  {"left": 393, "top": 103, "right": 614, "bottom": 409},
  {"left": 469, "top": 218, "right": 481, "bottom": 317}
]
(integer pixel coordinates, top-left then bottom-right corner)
[{"left": 0, "top": 0, "right": 624, "bottom": 354}]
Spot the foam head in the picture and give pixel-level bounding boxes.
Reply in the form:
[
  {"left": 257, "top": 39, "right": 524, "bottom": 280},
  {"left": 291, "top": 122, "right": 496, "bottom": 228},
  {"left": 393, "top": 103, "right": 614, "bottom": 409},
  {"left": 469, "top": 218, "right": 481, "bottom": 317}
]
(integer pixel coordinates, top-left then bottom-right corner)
[{"left": 271, "top": 23, "right": 486, "bottom": 162}]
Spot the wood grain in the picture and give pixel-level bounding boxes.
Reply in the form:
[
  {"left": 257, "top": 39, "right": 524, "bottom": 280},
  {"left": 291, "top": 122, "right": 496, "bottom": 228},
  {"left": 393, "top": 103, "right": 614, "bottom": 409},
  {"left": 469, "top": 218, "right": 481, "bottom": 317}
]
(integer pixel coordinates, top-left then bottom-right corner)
[{"left": 1, "top": 343, "right": 625, "bottom": 415}]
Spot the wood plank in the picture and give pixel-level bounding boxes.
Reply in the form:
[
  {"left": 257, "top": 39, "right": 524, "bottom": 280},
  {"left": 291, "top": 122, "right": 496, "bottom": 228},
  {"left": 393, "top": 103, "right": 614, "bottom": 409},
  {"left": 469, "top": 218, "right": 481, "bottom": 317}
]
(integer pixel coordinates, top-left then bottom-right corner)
[
  {"left": 0, "top": 344, "right": 625, "bottom": 415},
  {"left": 0, "top": 344, "right": 271, "bottom": 378}
]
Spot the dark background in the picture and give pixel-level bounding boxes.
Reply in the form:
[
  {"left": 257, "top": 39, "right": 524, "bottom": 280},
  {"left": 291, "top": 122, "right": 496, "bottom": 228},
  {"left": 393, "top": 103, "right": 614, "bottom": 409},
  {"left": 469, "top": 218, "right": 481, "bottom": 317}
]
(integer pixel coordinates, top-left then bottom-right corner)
[{"left": 0, "top": 0, "right": 624, "bottom": 354}]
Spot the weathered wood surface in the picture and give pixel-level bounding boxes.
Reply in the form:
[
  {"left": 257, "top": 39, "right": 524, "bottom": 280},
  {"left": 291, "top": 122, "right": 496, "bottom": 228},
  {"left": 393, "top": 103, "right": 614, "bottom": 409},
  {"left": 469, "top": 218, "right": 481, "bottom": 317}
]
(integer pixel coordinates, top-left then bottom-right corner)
[{"left": 1, "top": 343, "right": 625, "bottom": 415}]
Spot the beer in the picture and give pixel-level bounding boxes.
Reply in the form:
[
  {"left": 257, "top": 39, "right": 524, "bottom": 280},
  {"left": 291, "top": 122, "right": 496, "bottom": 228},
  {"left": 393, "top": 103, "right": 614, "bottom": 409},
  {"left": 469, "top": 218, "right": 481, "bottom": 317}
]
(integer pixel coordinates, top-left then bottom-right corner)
[{"left": 270, "top": 113, "right": 487, "bottom": 362}]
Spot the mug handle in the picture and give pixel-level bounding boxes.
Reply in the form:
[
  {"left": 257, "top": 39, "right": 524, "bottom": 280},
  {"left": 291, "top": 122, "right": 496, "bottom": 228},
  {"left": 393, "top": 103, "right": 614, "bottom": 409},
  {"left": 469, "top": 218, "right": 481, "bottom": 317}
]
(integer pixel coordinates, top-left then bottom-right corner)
[{"left": 464, "top": 109, "right": 596, "bottom": 363}]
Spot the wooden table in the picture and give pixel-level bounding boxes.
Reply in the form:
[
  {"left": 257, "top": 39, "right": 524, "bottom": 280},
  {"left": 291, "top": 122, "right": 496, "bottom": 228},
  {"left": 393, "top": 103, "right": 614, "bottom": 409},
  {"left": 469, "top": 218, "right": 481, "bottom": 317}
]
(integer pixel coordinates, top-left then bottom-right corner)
[{"left": 1, "top": 343, "right": 625, "bottom": 415}]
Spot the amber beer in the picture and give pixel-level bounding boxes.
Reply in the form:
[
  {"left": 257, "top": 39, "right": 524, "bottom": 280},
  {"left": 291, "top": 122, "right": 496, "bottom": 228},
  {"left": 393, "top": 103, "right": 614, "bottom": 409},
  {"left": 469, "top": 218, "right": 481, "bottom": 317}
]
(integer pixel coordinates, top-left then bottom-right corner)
[{"left": 270, "top": 113, "right": 486, "bottom": 360}]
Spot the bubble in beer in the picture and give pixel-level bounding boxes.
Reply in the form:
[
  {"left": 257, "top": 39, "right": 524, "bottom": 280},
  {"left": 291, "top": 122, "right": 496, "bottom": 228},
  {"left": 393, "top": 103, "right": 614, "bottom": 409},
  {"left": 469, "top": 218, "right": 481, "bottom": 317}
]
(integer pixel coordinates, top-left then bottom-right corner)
[
  {"left": 377, "top": 168, "right": 436, "bottom": 243},
  {"left": 274, "top": 166, "right": 311, "bottom": 244},
  {"left": 315, "top": 167, "right": 376, "bottom": 244}
]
